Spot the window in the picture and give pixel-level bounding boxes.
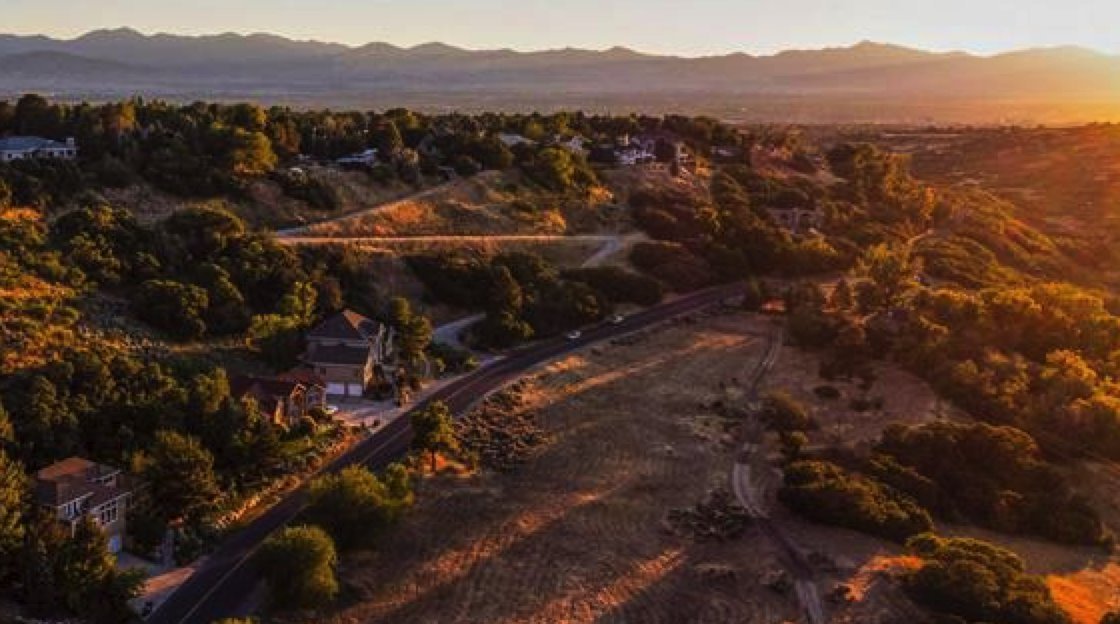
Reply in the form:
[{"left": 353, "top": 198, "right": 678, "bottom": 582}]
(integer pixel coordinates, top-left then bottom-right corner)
[{"left": 98, "top": 500, "right": 119, "bottom": 525}]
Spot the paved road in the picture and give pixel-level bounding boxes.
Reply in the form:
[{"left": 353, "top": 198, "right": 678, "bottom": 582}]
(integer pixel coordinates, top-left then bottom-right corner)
[{"left": 147, "top": 282, "right": 742, "bottom": 624}]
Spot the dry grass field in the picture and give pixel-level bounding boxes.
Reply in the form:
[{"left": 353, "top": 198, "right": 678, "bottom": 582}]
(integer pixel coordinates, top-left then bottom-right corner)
[
  {"left": 304, "top": 170, "right": 624, "bottom": 238},
  {"left": 305, "top": 312, "right": 805, "bottom": 624},
  {"left": 274, "top": 309, "right": 1118, "bottom": 624}
]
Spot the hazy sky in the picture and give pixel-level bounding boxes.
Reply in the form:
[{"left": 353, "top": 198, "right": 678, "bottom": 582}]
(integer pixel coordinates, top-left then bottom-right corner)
[{"left": 3, "top": 0, "right": 1118, "bottom": 55}]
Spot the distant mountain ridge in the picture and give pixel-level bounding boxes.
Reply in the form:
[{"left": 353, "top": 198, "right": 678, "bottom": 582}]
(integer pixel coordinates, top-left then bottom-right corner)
[{"left": 1, "top": 29, "right": 1117, "bottom": 123}]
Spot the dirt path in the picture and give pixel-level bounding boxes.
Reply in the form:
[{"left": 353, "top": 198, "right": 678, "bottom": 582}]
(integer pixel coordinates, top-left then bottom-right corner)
[
  {"left": 729, "top": 328, "right": 827, "bottom": 624},
  {"left": 275, "top": 175, "right": 490, "bottom": 237}
]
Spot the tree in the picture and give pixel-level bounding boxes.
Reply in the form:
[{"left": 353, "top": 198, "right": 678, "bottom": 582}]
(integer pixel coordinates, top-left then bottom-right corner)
[
  {"left": 21, "top": 511, "right": 142, "bottom": 622},
  {"left": 760, "top": 390, "right": 813, "bottom": 432},
  {"left": 247, "top": 314, "right": 306, "bottom": 370},
  {"left": 133, "top": 279, "right": 210, "bottom": 340},
  {"left": 142, "top": 431, "right": 220, "bottom": 524},
  {"left": 411, "top": 401, "right": 460, "bottom": 472},
  {"left": 258, "top": 525, "right": 339, "bottom": 610},
  {"left": 855, "top": 244, "right": 921, "bottom": 311},
  {"left": 0, "top": 398, "right": 13, "bottom": 450},
  {"left": 278, "top": 281, "right": 318, "bottom": 327},
  {"left": 0, "top": 449, "right": 25, "bottom": 583},
  {"left": 305, "top": 464, "right": 413, "bottom": 551},
  {"left": 389, "top": 297, "right": 433, "bottom": 368}
]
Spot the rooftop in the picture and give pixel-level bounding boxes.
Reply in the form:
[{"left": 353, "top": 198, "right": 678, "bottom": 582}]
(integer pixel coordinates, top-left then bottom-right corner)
[
  {"left": 35, "top": 457, "right": 131, "bottom": 508},
  {"left": 0, "top": 136, "right": 71, "bottom": 152},
  {"left": 307, "top": 309, "right": 380, "bottom": 343},
  {"left": 305, "top": 343, "right": 371, "bottom": 366}
]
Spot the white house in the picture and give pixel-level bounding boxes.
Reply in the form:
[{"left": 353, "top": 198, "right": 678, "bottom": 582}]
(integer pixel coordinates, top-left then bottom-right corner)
[
  {"left": 0, "top": 136, "right": 78, "bottom": 162},
  {"left": 498, "top": 133, "right": 535, "bottom": 148},
  {"left": 336, "top": 148, "right": 379, "bottom": 167}
]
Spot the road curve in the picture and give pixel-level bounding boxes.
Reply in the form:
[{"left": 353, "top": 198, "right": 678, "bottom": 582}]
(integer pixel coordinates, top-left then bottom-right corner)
[{"left": 147, "top": 282, "right": 743, "bottom": 624}]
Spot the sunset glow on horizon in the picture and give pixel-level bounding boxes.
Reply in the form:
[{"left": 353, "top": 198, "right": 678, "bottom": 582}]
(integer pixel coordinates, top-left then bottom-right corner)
[{"left": 2, "top": 0, "right": 1118, "bottom": 57}]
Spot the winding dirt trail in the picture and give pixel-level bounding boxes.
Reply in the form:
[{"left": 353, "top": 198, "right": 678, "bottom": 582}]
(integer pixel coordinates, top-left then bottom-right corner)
[{"left": 730, "top": 328, "right": 827, "bottom": 624}]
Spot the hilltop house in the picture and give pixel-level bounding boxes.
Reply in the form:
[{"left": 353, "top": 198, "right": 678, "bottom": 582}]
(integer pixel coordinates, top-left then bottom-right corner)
[
  {"left": 336, "top": 148, "right": 378, "bottom": 167},
  {"left": 229, "top": 373, "right": 326, "bottom": 427},
  {"left": 35, "top": 457, "right": 136, "bottom": 553},
  {"left": 497, "top": 133, "right": 535, "bottom": 148},
  {"left": 0, "top": 136, "right": 78, "bottom": 161},
  {"left": 302, "top": 309, "right": 393, "bottom": 399}
]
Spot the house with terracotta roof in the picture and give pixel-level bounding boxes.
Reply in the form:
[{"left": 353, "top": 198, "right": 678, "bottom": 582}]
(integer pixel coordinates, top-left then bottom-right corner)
[
  {"left": 34, "top": 457, "right": 136, "bottom": 553},
  {"left": 303, "top": 309, "right": 393, "bottom": 399},
  {"left": 229, "top": 373, "right": 326, "bottom": 427}
]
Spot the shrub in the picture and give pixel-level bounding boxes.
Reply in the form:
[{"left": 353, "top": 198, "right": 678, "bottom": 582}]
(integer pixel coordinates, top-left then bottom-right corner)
[
  {"left": 133, "top": 279, "right": 209, "bottom": 340},
  {"left": 629, "top": 241, "right": 713, "bottom": 292},
  {"left": 760, "top": 390, "right": 814, "bottom": 432},
  {"left": 903, "top": 533, "right": 1070, "bottom": 624},
  {"left": 779, "top": 460, "right": 933, "bottom": 542},
  {"left": 305, "top": 464, "right": 413, "bottom": 551}
]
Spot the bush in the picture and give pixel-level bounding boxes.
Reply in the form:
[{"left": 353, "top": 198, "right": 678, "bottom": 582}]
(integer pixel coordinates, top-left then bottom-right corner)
[
  {"left": 629, "top": 241, "right": 713, "bottom": 292},
  {"left": 874, "top": 421, "right": 1109, "bottom": 546},
  {"left": 258, "top": 525, "right": 339, "bottom": 610},
  {"left": 133, "top": 279, "right": 209, "bottom": 340},
  {"left": 760, "top": 390, "right": 814, "bottom": 432},
  {"left": 779, "top": 460, "right": 933, "bottom": 542},
  {"left": 903, "top": 533, "right": 1070, "bottom": 624},
  {"left": 305, "top": 464, "right": 413, "bottom": 551}
]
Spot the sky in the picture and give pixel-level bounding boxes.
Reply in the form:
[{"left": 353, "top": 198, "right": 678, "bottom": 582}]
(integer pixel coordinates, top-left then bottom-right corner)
[{"left": 2, "top": 0, "right": 1118, "bottom": 56}]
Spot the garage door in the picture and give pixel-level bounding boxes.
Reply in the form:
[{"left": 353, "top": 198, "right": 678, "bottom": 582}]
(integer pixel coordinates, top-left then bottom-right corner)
[
  {"left": 346, "top": 383, "right": 363, "bottom": 398},
  {"left": 326, "top": 383, "right": 347, "bottom": 396}
]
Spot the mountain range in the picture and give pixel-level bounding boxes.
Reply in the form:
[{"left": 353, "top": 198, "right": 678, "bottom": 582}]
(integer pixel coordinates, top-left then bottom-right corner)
[{"left": 1, "top": 28, "right": 1118, "bottom": 123}]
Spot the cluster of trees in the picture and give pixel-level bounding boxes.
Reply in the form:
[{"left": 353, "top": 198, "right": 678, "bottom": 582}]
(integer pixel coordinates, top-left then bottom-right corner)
[
  {"left": 259, "top": 461, "right": 414, "bottom": 610},
  {"left": 408, "top": 250, "right": 658, "bottom": 349},
  {"left": 0, "top": 95, "right": 755, "bottom": 206},
  {"left": 872, "top": 421, "right": 1107, "bottom": 546},
  {"left": 629, "top": 165, "right": 846, "bottom": 290},
  {"left": 903, "top": 534, "right": 1070, "bottom": 624},
  {"left": 779, "top": 460, "right": 933, "bottom": 542}
]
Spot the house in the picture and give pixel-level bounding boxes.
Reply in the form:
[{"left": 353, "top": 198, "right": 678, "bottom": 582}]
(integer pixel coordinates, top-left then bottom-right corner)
[
  {"left": 497, "top": 133, "right": 535, "bottom": 148},
  {"left": 0, "top": 136, "right": 78, "bottom": 161},
  {"left": 556, "top": 135, "right": 588, "bottom": 156},
  {"left": 303, "top": 309, "right": 393, "bottom": 399},
  {"left": 336, "top": 148, "right": 378, "bottom": 167},
  {"left": 35, "top": 457, "right": 135, "bottom": 553},
  {"left": 229, "top": 373, "right": 326, "bottom": 427}
]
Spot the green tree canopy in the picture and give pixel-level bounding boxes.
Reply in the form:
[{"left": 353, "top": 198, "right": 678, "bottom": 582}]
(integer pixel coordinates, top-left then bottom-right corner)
[
  {"left": 258, "top": 525, "right": 339, "bottom": 610},
  {"left": 305, "top": 463, "right": 413, "bottom": 551},
  {"left": 141, "top": 430, "right": 220, "bottom": 524},
  {"left": 411, "top": 401, "right": 460, "bottom": 472}
]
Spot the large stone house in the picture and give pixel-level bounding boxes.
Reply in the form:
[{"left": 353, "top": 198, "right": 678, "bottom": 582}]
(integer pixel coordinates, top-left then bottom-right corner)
[
  {"left": 34, "top": 457, "right": 135, "bottom": 553},
  {"left": 229, "top": 372, "right": 326, "bottom": 427},
  {"left": 0, "top": 136, "right": 78, "bottom": 161},
  {"left": 303, "top": 309, "right": 392, "bottom": 399}
]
